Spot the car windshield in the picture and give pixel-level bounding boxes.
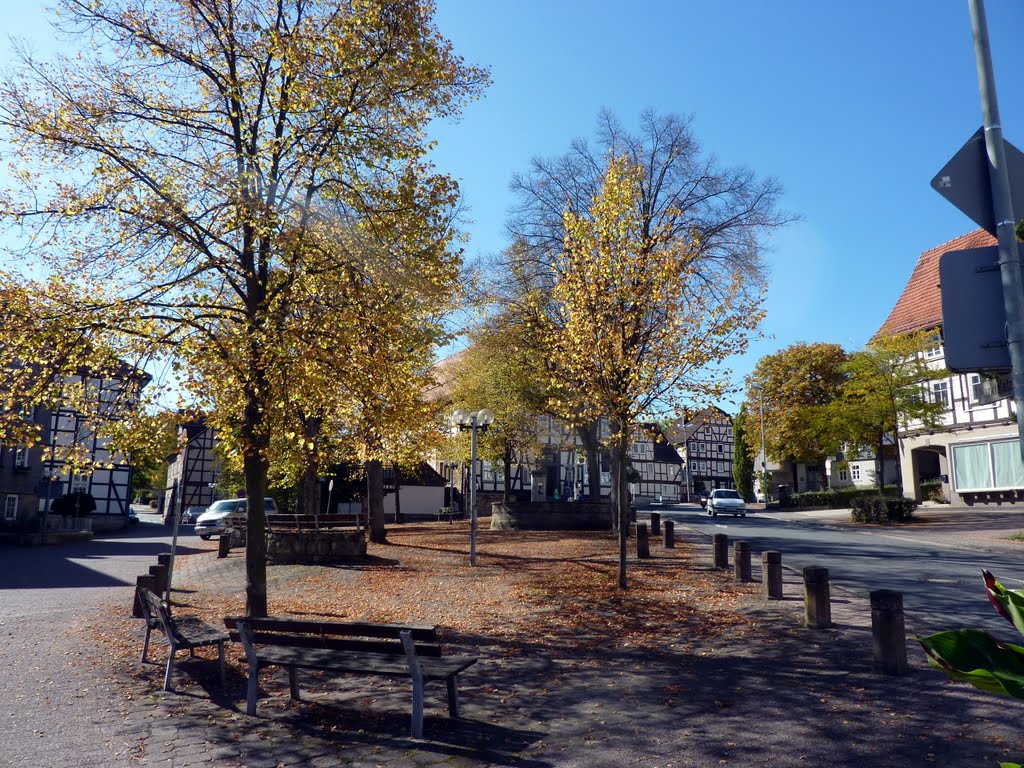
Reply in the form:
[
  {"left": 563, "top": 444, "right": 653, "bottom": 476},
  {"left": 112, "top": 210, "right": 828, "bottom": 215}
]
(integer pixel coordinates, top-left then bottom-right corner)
[
  {"left": 715, "top": 490, "right": 741, "bottom": 500},
  {"left": 207, "top": 500, "right": 236, "bottom": 514}
]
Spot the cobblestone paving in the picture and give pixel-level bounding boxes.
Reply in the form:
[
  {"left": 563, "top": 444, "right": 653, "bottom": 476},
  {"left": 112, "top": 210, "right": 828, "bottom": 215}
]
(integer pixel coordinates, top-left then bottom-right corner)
[{"left": 8, "top": 514, "right": 1024, "bottom": 767}]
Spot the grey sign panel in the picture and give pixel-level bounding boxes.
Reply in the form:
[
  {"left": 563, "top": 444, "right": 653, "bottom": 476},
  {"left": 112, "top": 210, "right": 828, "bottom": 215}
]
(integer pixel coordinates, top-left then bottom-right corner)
[
  {"left": 931, "top": 128, "right": 1024, "bottom": 236},
  {"left": 939, "top": 245, "right": 1010, "bottom": 372},
  {"left": 975, "top": 371, "right": 1014, "bottom": 406}
]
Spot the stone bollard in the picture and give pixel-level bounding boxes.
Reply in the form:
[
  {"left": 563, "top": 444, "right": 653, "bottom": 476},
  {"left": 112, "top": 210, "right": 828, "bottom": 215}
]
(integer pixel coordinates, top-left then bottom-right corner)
[
  {"left": 663, "top": 520, "right": 675, "bottom": 548},
  {"left": 218, "top": 533, "right": 231, "bottom": 558},
  {"left": 762, "top": 551, "right": 783, "bottom": 600},
  {"left": 649, "top": 512, "right": 661, "bottom": 537},
  {"left": 148, "top": 564, "right": 168, "bottom": 596},
  {"left": 636, "top": 523, "right": 651, "bottom": 558},
  {"left": 871, "top": 590, "right": 909, "bottom": 675},
  {"left": 803, "top": 566, "right": 832, "bottom": 628},
  {"left": 734, "top": 541, "right": 752, "bottom": 582},
  {"left": 712, "top": 533, "right": 729, "bottom": 569},
  {"left": 132, "top": 574, "right": 158, "bottom": 618},
  {"left": 157, "top": 553, "right": 171, "bottom": 568}
]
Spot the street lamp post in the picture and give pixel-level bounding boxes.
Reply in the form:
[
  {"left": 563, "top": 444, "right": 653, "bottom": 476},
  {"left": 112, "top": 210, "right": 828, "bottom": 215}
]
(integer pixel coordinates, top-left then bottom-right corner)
[
  {"left": 752, "top": 385, "right": 768, "bottom": 502},
  {"left": 451, "top": 408, "right": 495, "bottom": 566}
]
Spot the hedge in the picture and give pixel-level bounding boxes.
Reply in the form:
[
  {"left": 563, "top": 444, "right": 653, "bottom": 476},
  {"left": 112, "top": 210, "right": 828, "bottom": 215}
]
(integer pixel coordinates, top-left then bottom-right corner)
[
  {"left": 850, "top": 495, "right": 917, "bottom": 524},
  {"left": 781, "top": 486, "right": 902, "bottom": 510}
]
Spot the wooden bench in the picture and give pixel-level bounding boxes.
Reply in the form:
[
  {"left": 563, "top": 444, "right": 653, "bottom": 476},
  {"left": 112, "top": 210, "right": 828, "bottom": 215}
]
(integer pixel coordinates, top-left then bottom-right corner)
[
  {"left": 137, "top": 586, "right": 229, "bottom": 691},
  {"left": 436, "top": 506, "right": 461, "bottom": 523},
  {"left": 223, "top": 617, "right": 478, "bottom": 738}
]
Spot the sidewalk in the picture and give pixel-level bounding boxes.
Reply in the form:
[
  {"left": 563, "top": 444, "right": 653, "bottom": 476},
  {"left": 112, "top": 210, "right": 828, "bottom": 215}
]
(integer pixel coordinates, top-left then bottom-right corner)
[{"left": 72, "top": 520, "right": 1024, "bottom": 768}]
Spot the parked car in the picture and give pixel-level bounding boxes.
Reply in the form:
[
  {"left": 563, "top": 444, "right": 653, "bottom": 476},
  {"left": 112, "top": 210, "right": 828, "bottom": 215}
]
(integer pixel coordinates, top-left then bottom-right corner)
[
  {"left": 194, "top": 497, "right": 278, "bottom": 540},
  {"left": 706, "top": 489, "right": 746, "bottom": 518},
  {"left": 181, "top": 506, "right": 206, "bottom": 524}
]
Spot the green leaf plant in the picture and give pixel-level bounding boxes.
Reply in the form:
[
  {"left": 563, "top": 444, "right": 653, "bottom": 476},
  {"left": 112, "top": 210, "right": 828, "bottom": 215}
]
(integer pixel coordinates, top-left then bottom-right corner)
[{"left": 917, "top": 570, "right": 1024, "bottom": 768}]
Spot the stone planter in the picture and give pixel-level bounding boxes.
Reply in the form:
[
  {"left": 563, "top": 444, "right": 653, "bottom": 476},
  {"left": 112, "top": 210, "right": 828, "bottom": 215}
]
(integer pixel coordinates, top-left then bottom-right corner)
[
  {"left": 266, "top": 529, "right": 367, "bottom": 565},
  {"left": 490, "top": 501, "right": 613, "bottom": 531}
]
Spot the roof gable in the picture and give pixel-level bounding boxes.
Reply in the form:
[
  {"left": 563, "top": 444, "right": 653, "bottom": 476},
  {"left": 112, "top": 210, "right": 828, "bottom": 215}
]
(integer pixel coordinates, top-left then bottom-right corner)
[{"left": 875, "top": 229, "right": 995, "bottom": 338}]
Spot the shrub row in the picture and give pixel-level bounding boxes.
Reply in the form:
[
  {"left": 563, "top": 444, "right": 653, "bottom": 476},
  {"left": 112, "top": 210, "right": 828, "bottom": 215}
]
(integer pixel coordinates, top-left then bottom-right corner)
[
  {"left": 850, "top": 495, "right": 917, "bottom": 524},
  {"left": 782, "top": 485, "right": 902, "bottom": 509}
]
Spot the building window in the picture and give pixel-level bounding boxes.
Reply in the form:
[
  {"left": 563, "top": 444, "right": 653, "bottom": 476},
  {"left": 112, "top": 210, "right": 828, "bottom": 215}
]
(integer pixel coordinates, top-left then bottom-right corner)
[
  {"left": 930, "top": 380, "right": 950, "bottom": 408},
  {"left": 924, "top": 344, "right": 943, "bottom": 360},
  {"left": 851, "top": 465, "right": 861, "bottom": 482},
  {"left": 13, "top": 447, "right": 29, "bottom": 469},
  {"left": 71, "top": 473, "right": 90, "bottom": 494},
  {"left": 838, "top": 468, "right": 848, "bottom": 482},
  {"left": 952, "top": 439, "right": 1024, "bottom": 491},
  {"left": 4, "top": 494, "right": 17, "bottom": 520},
  {"left": 968, "top": 374, "right": 983, "bottom": 404},
  {"left": 717, "top": 444, "right": 724, "bottom": 453}
]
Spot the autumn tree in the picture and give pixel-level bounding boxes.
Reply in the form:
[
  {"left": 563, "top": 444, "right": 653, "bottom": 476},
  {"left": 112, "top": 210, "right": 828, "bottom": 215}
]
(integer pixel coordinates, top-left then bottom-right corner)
[
  {"left": 835, "top": 331, "right": 947, "bottom": 492},
  {"left": 744, "top": 343, "right": 848, "bottom": 490},
  {"left": 446, "top": 321, "right": 550, "bottom": 502},
  {"left": 0, "top": 0, "right": 486, "bottom": 616},
  {"left": 732, "top": 407, "right": 754, "bottom": 501},
  {"left": 543, "top": 155, "right": 764, "bottom": 589},
  {"left": 497, "top": 109, "right": 791, "bottom": 500}
]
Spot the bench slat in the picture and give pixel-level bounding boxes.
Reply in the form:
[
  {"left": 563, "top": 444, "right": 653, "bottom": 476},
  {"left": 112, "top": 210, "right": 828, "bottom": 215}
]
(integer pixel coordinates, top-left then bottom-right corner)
[
  {"left": 226, "top": 631, "right": 444, "bottom": 657},
  {"left": 224, "top": 616, "right": 438, "bottom": 642},
  {"left": 255, "top": 646, "right": 477, "bottom": 679}
]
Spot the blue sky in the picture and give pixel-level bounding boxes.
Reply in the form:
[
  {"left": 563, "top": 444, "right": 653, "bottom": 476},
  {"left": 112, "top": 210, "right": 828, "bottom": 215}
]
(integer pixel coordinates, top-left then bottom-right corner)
[{"left": 5, "top": 2, "right": 1024, "bottom": 410}]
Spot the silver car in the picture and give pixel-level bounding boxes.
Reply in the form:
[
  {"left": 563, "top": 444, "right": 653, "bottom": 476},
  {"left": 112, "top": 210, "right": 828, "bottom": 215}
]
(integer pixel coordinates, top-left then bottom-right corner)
[
  {"left": 194, "top": 497, "right": 278, "bottom": 540},
  {"left": 706, "top": 489, "right": 746, "bottom": 518}
]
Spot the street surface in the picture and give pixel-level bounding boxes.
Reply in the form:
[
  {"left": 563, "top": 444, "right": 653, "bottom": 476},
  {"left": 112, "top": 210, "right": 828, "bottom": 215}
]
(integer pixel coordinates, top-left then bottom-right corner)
[
  {"left": 650, "top": 502, "right": 1024, "bottom": 638},
  {"left": 0, "top": 509, "right": 186, "bottom": 767}
]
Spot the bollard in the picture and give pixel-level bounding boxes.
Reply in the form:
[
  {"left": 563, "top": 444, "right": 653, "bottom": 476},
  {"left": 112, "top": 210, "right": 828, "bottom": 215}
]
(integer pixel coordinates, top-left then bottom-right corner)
[
  {"left": 157, "top": 553, "right": 171, "bottom": 568},
  {"left": 218, "top": 533, "right": 231, "bottom": 558},
  {"left": 734, "top": 541, "right": 752, "bottom": 582},
  {"left": 803, "top": 566, "right": 832, "bottom": 628},
  {"left": 871, "top": 590, "right": 909, "bottom": 675},
  {"left": 636, "top": 523, "right": 650, "bottom": 558},
  {"left": 148, "top": 564, "right": 168, "bottom": 596},
  {"left": 663, "top": 520, "right": 675, "bottom": 548},
  {"left": 712, "top": 533, "right": 729, "bottom": 569},
  {"left": 762, "top": 551, "right": 783, "bottom": 600},
  {"left": 132, "top": 574, "right": 158, "bottom": 617},
  {"left": 649, "top": 512, "right": 661, "bottom": 537}
]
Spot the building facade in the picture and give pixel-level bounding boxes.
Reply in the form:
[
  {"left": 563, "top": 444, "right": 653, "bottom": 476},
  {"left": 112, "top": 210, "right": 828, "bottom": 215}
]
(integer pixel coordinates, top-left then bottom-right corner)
[
  {"left": 164, "top": 420, "right": 218, "bottom": 521},
  {"left": 666, "top": 408, "right": 735, "bottom": 499},
  {"left": 878, "top": 228, "right": 1022, "bottom": 505}
]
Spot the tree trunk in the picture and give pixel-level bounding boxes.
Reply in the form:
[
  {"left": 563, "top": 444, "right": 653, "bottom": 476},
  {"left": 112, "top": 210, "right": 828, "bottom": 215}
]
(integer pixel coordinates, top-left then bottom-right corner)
[
  {"left": 366, "top": 458, "right": 386, "bottom": 543},
  {"left": 614, "top": 428, "right": 629, "bottom": 589},
  {"left": 394, "top": 465, "right": 404, "bottom": 524},
  {"left": 877, "top": 430, "right": 885, "bottom": 493},
  {"left": 243, "top": 447, "right": 269, "bottom": 618},
  {"left": 296, "top": 415, "right": 322, "bottom": 516},
  {"left": 577, "top": 421, "right": 603, "bottom": 500},
  {"left": 502, "top": 446, "right": 513, "bottom": 502}
]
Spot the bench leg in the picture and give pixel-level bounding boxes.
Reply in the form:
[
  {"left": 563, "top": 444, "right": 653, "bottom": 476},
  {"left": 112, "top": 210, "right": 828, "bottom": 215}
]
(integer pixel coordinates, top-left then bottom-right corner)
[
  {"left": 246, "top": 663, "right": 259, "bottom": 716},
  {"left": 288, "top": 666, "right": 300, "bottom": 701},
  {"left": 141, "top": 625, "right": 152, "bottom": 664},
  {"left": 411, "top": 677, "right": 424, "bottom": 739},
  {"left": 446, "top": 677, "right": 460, "bottom": 718},
  {"left": 163, "top": 649, "right": 175, "bottom": 692}
]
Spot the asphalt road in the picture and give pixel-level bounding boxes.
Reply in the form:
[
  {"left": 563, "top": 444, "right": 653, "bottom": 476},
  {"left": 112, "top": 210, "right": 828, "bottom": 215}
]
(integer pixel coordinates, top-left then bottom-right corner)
[
  {"left": 0, "top": 513, "right": 191, "bottom": 767},
  {"left": 654, "top": 503, "right": 1024, "bottom": 639}
]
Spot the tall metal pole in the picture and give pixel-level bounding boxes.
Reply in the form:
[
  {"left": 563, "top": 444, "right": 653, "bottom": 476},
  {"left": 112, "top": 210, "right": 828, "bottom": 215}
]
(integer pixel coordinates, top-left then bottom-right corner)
[
  {"left": 469, "top": 417, "right": 478, "bottom": 566},
  {"left": 969, "top": 0, "right": 1024, "bottom": 460},
  {"left": 759, "top": 389, "right": 768, "bottom": 501}
]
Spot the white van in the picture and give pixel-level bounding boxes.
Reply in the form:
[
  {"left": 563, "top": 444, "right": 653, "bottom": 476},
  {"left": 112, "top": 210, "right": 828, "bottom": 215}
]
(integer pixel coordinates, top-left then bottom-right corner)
[{"left": 194, "top": 497, "right": 278, "bottom": 540}]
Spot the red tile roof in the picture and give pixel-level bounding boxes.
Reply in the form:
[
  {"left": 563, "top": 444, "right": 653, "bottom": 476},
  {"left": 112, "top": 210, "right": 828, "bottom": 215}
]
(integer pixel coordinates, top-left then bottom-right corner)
[{"left": 875, "top": 228, "right": 996, "bottom": 339}]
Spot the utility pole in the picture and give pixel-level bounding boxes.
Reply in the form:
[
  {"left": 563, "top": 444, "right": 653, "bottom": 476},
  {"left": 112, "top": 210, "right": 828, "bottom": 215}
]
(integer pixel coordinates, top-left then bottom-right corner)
[{"left": 969, "top": 0, "right": 1024, "bottom": 460}]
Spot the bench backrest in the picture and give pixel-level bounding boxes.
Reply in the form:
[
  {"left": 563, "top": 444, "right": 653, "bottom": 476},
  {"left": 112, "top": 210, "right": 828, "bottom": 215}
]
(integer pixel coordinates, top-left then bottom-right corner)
[
  {"left": 137, "top": 585, "right": 174, "bottom": 634},
  {"left": 223, "top": 617, "right": 443, "bottom": 657},
  {"left": 264, "top": 513, "right": 367, "bottom": 530}
]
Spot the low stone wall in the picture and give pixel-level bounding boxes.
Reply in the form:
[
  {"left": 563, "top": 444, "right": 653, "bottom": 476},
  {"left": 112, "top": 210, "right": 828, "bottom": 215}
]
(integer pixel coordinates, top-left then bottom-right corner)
[
  {"left": 267, "top": 529, "right": 367, "bottom": 565},
  {"left": 490, "top": 501, "right": 613, "bottom": 531}
]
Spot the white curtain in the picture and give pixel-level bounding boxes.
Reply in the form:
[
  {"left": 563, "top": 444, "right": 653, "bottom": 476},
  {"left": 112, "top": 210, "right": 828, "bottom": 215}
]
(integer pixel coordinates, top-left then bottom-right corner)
[
  {"left": 992, "top": 440, "right": 1024, "bottom": 489},
  {"left": 953, "top": 443, "right": 992, "bottom": 490}
]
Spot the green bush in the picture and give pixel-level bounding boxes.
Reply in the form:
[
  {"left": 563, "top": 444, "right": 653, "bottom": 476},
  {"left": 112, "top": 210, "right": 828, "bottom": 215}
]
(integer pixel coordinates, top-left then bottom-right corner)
[
  {"left": 850, "top": 495, "right": 917, "bottom": 524},
  {"left": 783, "top": 486, "right": 901, "bottom": 509},
  {"left": 920, "top": 478, "right": 946, "bottom": 502}
]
